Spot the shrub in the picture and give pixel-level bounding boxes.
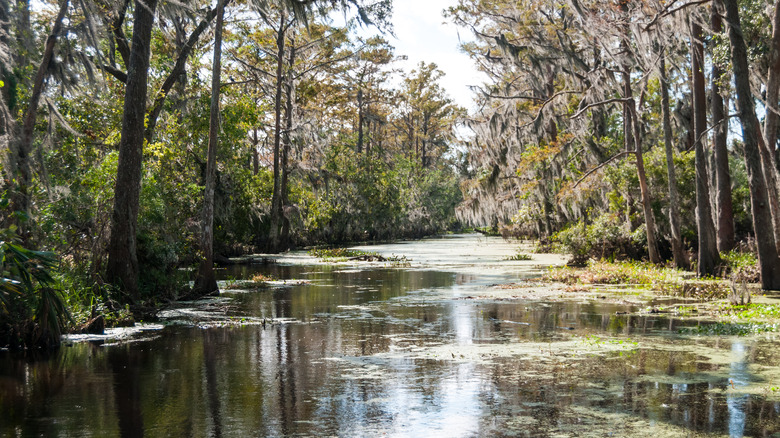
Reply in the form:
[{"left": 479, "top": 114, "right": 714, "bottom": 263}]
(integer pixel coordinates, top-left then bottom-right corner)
[
  {"left": 552, "top": 213, "right": 645, "bottom": 265},
  {"left": 0, "top": 225, "right": 69, "bottom": 349}
]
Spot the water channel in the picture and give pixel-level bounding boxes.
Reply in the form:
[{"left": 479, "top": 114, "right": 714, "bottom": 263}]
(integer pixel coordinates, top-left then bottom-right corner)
[{"left": 1, "top": 234, "right": 779, "bottom": 436}]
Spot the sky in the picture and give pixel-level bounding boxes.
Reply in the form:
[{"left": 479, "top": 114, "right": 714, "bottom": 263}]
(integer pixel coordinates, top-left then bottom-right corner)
[{"left": 384, "top": 0, "right": 485, "bottom": 112}]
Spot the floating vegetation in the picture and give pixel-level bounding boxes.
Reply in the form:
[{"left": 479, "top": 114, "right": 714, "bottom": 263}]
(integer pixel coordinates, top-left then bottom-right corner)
[
  {"left": 309, "top": 248, "right": 412, "bottom": 264},
  {"left": 309, "top": 248, "right": 374, "bottom": 259},
  {"left": 580, "top": 334, "right": 638, "bottom": 349},
  {"left": 308, "top": 248, "right": 387, "bottom": 261},
  {"left": 225, "top": 273, "right": 275, "bottom": 289},
  {"left": 544, "top": 260, "right": 728, "bottom": 298},
  {"left": 715, "top": 303, "right": 780, "bottom": 321},
  {"left": 387, "top": 254, "right": 412, "bottom": 267},
  {"left": 679, "top": 322, "right": 777, "bottom": 336}
]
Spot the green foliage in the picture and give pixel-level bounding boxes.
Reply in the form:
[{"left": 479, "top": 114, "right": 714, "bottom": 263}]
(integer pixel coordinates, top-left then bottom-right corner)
[
  {"left": 299, "top": 144, "right": 461, "bottom": 245},
  {"left": 721, "top": 250, "right": 760, "bottom": 283},
  {"left": 552, "top": 213, "right": 645, "bottom": 265},
  {"left": 0, "top": 224, "right": 69, "bottom": 348}
]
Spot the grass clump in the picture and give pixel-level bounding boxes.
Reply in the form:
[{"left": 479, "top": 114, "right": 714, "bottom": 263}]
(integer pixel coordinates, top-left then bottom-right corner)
[
  {"left": 505, "top": 252, "right": 533, "bottom": 261},
  {"left": 225, "top": 273, "right": 275, "bottom": 290}
]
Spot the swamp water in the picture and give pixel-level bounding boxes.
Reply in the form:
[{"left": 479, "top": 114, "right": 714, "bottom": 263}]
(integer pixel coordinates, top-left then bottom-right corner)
[{"left": 1, "top": 234, "right": 779, "bottom": 437}]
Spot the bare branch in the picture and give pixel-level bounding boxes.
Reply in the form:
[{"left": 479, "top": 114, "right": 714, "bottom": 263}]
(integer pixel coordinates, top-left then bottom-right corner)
[
  {"left": 571, "top": 97, "right": 632, "bottom": 119},
  {"left": 98, "top": 63, "right": 127, "bottom": 83}
]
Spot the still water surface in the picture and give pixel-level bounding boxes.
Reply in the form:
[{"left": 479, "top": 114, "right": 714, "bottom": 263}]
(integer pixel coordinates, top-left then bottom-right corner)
[{"left": 1, "top": 234, "right": 779, "bottom": 437}]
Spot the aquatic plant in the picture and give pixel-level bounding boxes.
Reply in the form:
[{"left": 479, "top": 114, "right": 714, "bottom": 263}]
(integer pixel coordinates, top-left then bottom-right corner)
[
  {"left": 544, "top": 260, "right": 729, "bottom": 298},
  {"left": 310, "top": 248, "right": 370, "bottom": 259},
  {"left": 718, "top": 303, "right": 780, "bottom": 321},
  {"left": 224, "top": 273, "right": 275, "bottom": 290},
  {"left": 308, "top": 248, "right": 387, "bottom": 262},
  {"left": 680, "top": 322, "right": 777, "bottom": 336},
  {"left": 545, "top": 260, "right": 683, "bottom": 286},
  {"left": 505, "top": 252, "right": 533, "bottom": 261},
  {"left": 728, "top": 280, "right": 751, "bottom": 305},
  {"left": 721, "top": 250, "right": 760, "bottom": 283}
]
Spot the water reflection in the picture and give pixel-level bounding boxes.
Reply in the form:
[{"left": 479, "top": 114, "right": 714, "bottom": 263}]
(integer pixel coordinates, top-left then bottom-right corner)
[
  {"left": 728, "top": 342, "right": 749, "bottom": 438},
  {"left": 1, "top": 236, "right": 779, "bottom": 436}
]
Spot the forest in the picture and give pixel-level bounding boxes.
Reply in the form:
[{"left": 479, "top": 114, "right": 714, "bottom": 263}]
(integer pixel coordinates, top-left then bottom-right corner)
[{"left": 1, "top": 0, "right": 780, "bottom": 351}]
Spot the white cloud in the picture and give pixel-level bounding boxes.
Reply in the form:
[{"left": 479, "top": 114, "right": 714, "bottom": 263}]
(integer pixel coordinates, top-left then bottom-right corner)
[{"left": 389, "top": 0, "right": 485, "bottom": 112}]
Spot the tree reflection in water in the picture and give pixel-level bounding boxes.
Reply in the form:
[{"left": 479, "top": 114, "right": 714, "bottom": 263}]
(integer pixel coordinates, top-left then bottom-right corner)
[{"left": 0, "top": 236, "right": 779, "bottom": 436}]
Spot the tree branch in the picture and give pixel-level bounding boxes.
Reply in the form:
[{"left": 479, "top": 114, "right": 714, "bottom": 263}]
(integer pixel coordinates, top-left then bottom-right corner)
[
  {"left": 98, "top": 63, "right": 127, "bottom": 83},
  {"left": 145, "top": 0, "right": 232, "bottom": 142},
  {"left": 571, "top": 97, "right": 632, "bottom": 119},
  {"left": 571, "top": 151, "right": 633, "bottom": 189},
  {"left": 644, "top": 0, "right": 712, "bottom": 31}
]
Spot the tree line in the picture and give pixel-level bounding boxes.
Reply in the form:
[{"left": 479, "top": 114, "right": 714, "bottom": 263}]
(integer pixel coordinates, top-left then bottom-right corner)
[
  {"left": 449, "top": 0, "right": 780, "bottom": 290},
  {"left": 0, "top": 0, "right": 464, "bottom": 347}
]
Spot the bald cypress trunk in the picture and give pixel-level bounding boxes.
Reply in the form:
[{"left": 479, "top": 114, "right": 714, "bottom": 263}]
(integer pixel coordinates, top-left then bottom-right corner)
[
  {"left": 660, "top": 53, "right": 689, "bottom": 269},
  {"left": 193, "top": 0, "right": 225, "bottom": 296},
  {"left": 765, "top": 0, "right": 780, "bottom": 157},
  {"left": 691, "top": 19, "right": 721, "bottom": 276},
  {"left": 723, "top": 0, "right": 780, "bottom": 289},
  {"left": 268, "top": 11, "right": 286, "bottom": 253},
  {"left": 628, "top": 102, "right": 661, "bottom": 264},
  {"left": 711, "top": 1, "right": 735, "bottom": 253},
  {"left": 279, "top": 40, "right": 296, "bottom": 251}
]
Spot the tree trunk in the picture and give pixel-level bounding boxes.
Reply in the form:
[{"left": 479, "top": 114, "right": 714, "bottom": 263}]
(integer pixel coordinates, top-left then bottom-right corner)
[
  {"left": 691, "top": 19, "right": 721, "bottom": 276},
  {"left": 759, "top": 0, "right": 780, "bottom": 254},
  {"left": 621, "top": 57, "right": 660, "bottom": 264},
  {"left": 711, "top": 0, "right": 736, "bottom": 252},
  {"left": 757, "top": 119, "right": 780, "bottom": 253},
  {"left": 724, "top": 0, "right": 780, "bottom": 289},
  {"left": 14, "top": 0, "right": 68, "bottom": 224},
  {"left": 660, "top": 53, "right": 689, "bottom": 269},
  {"left": 268, "top": 11, "right": 286, "bottom": 253},
  {"left": 280, "top": 40, "right": 296, "bottom": 250},
  {"left": 628, "top": 102, "right": 661, "bottom": 264},
  {"left": 357, "top": 88, "right": 364, "bottom": 153},
  {"left": 252, "top": 129, "right": 260, "bottom": 175},
  {"left": 765, "top": 0, "right": 780, "bottom": 157},
  {"left": 193, "top": 0, "right": 224, "bottom": 296},
  {"left": 106, "top": 0, "right": 159, "bottom": 300}
]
